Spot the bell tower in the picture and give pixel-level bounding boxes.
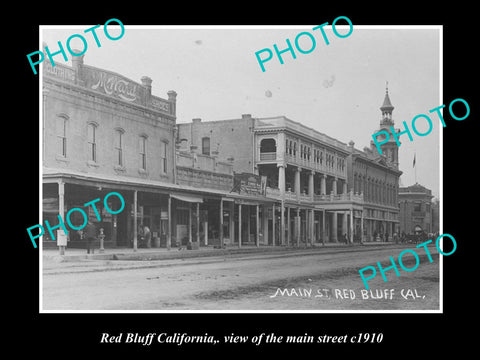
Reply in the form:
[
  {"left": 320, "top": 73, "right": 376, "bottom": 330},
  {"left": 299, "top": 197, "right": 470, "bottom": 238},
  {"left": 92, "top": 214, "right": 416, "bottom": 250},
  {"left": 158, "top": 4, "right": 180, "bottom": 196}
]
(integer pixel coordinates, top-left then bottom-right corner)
[{"left": 371, "top": 82, "right": 399, "bottom": 169}]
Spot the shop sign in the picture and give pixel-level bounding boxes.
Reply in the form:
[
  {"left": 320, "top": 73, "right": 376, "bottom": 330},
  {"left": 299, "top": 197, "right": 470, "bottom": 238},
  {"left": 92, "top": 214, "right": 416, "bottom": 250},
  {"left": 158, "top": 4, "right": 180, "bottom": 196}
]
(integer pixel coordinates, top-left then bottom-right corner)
[
  {"left": 85, "top": 67, "right": 143, "bottom": 103},
  {"left": 232, "top": 173, "right": 267, "bottom": 196}
]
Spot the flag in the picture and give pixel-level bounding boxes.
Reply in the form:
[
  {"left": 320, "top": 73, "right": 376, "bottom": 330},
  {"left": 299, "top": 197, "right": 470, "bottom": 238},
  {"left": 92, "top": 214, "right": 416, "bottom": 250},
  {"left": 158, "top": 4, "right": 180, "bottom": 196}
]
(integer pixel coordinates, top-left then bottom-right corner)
[{"left": 413, "top": 153, "right": 416, "bottom": 167}]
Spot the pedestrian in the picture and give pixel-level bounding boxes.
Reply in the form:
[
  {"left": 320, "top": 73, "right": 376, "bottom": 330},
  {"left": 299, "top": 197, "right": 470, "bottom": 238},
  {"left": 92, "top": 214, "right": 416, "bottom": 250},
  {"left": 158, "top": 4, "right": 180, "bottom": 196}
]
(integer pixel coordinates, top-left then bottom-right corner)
[
  {"left": 84, "top": 219, "right": 97, "bottom": 254},
  {"left": 138, "top": 224, "right": 145, "bottom": 247},
  {"left": 144, "top": 225, "right": 151, "bottom": 248}
]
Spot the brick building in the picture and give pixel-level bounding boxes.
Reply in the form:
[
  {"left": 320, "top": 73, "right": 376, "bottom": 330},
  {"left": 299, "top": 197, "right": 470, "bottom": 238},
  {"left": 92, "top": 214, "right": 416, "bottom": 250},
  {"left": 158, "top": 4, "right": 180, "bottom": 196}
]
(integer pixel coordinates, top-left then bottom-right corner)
[
  {"left": 398, "top": 183, "right": 437, "bottom": 235},
  {"left": 42, "top": 51, "right": 278, "bottom": 251},
  {"left": 42, "top": 51, "right": 180, "bottom": 250}
]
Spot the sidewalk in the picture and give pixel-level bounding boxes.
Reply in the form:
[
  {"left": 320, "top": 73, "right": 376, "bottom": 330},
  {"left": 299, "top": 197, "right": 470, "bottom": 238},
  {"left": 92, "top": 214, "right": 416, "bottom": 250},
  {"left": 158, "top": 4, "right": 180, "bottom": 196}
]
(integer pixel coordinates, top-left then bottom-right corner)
[{"left": 42, "top": 241, "right": 398, "bottom": 263}]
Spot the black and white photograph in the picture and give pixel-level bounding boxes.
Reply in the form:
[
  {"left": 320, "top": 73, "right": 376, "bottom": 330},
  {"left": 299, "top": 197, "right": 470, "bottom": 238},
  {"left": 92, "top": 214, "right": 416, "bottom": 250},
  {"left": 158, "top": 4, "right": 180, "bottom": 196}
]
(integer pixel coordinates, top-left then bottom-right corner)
[
  {"left": 13, "top": 3, "right": 478, "bottom": 354},
  {"left": 37, "top": 24, "right": 443, "bottom": 312}
]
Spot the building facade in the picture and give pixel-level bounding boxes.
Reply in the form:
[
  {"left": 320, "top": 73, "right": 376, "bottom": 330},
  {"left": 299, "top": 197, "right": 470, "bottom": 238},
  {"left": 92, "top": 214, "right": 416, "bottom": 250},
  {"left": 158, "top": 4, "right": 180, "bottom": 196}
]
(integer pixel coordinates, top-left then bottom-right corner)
[
  {"left": 42, "top": 48, "right": 404, "bottom": 251},
  {"left": 398, "top": 183, "right": 437, "bottom": 235},
  {"left": 42, "top": 51, "right": 180, "bottom": 249},
  {"left": 177, "top": 88, "right": 403, "bottom": 245},
  {"left": 42, "top": 52, "right": 278, "bottom": 251},
  {"left": 346, "top": 88, "right": 403, "bottom": 241}
]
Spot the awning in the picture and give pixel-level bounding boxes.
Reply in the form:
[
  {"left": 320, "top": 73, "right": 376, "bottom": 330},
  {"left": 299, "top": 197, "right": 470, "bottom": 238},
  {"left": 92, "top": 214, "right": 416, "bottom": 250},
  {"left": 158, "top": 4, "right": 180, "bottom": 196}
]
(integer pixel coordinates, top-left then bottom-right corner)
[{"left": 170, "top": 193, "right": 204, "bottom": 203}]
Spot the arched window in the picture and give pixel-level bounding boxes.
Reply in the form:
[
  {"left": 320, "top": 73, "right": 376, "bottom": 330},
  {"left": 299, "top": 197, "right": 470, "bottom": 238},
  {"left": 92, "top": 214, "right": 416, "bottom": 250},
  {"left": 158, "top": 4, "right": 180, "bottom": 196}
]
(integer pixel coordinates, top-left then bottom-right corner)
[{"left": 260, "top": 138, "right": 276, "bottom": 153}]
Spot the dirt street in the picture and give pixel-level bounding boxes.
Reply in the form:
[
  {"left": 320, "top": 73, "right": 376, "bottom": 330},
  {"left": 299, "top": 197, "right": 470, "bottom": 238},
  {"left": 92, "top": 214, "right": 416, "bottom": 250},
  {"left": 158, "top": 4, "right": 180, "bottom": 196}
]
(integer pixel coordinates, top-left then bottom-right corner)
[{"left": 41, "top": 245, "right": 440, "bottom": 311}]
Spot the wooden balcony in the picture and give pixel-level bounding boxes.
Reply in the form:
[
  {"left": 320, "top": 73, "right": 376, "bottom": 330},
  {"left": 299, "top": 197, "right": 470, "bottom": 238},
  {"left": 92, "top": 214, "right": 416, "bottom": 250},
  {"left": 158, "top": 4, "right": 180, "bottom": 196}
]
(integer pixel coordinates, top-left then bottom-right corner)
[{"left": 265, "top": 187, "right": 364, "bottom": 203}]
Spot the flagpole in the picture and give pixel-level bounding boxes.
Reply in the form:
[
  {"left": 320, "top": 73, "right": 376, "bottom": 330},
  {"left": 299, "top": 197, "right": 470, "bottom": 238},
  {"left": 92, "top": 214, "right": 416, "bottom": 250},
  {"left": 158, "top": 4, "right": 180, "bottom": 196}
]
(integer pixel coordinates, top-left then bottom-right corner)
[{"left": 413, "top": 151, "right": 417, "bottom": 184}]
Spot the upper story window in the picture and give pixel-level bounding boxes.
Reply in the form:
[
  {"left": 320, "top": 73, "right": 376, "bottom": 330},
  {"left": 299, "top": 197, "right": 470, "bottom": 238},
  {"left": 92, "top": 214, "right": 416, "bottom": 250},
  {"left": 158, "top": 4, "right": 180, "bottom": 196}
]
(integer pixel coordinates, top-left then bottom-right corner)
[
  {"left": 260, "top": 138, "right": 276, "bottom": 153},
  {"left": 87, "top": 122, "right": 97, "bottom": 162},
  {"left": 202, "top": 137, "right": 210, "bottom": 156},
  {"left": 114, "top": 128, "right": 124, "bottom": 167},
  {"left": 414, "top": 202, "right": 422, "bottom": 212},
  {"left": 139, "top": 135, "right": 147, "bottom": 170},
  {"left": 160, "top": 140, "right": 168, "bottom": 173},
  {"left": 56, "top": 115, "right": 68, "bottom": 157}
]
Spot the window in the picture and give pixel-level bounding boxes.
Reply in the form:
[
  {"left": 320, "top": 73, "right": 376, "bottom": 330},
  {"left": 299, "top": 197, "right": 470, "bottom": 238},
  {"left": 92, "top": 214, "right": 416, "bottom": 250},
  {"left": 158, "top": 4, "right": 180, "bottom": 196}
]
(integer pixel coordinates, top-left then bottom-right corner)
[
  {"left": 260, "top": 138, "right": 276, "bottom": 153},
  {"left": 139, "top": 135, "right": 147, "bottom": 170},
  {"left": 160, "top": 141, "right": 168, "bottom": 173},
  {"left": 56, "top": 116, "right": 67, "bottom": 157},
  {"left": 202, "top": 137, "right": 210, "bottom": 156},
  {"left": 114, "top": 129, "right": 124, "bottom": 167},
  {"left": 87, "top": 123, "right": 97, "bottom": 162},
  {"left": 414, "top": 202, "right": 422, "bottom": 212}
]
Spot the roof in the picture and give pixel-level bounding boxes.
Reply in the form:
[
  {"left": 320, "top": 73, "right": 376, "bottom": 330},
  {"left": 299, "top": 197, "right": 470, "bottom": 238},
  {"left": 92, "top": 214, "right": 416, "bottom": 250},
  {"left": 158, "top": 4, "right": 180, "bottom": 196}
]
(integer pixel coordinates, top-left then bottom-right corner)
[
  {"left": 380, "top": 91, "right": 394, "bottom": 111},
  {"left": 42, "top": 167, "right": 277, "bottom": 203}
]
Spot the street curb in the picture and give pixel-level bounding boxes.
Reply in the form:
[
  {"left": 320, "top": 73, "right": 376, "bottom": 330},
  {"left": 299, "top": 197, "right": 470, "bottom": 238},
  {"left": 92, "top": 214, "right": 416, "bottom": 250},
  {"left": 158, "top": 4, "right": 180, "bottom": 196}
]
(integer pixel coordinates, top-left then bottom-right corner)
[
  {"left": 42, "top": 243, "right": 412, "bottom": 276},
  {"left": 43, "top": 242, "right": 401, "bottom": 263}
]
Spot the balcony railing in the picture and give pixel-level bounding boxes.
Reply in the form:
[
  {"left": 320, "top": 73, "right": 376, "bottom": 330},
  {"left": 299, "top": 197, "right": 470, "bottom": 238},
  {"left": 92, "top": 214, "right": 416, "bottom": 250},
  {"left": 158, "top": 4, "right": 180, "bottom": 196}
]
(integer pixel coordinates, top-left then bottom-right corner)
[
  {"left": 259, "top": 152, "right": 276, "bottom": 161},
  {"left": 314, "top": 192, "right": 364, "bottom": 202},
  {"left": 265, "top": 187, "right": 364, "bottom": 203},
  {"left": 284, "top": 153, "right": 346, "bottom": 177}
]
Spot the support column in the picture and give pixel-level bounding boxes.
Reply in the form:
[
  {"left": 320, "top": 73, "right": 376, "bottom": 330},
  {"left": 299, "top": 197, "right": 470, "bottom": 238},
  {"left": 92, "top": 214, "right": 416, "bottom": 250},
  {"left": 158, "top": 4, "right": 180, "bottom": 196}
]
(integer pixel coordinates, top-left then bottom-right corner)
[
  {"left": 343, "top": 180, "right": 348, "bottom": 195},
  {"left": 342, "top": 211, "right": 348, "bottom": 242},
  {"left": 280, "top": 201, "right": 285, "bottom": 245},
  {"left": 310, "top": 209, "right": 315, "bottom": 247},
  {"left": 322, "top": 209, "right": 326, "bottom": 245},
  {"left": 296, "top": 208, "right": 300, "bottom": 247},
  {"left": 295, "top": 167, "right": 301, "bottom": 200},
  {"left": 188, "top": 205, "right": 192, "bottom": 243},
  {"left": 247, "top": 206, "right": 251, "bottom": 243},
  {"left": 263, "top": 205, "right": 269, "bottom": 245},
  {"left": 229, "top": 201, "right": 234, "bottom": 245},
  {"left": 219, "top": 200, "right": 224, "bottom": 246},
  {"left": 256, "top": 204, "right": 260, "bottom": 247},
  {"left": 332, "top": 211, "right": 338, "bottom": 243},
  {"left": 196, "top": 202, "right": 200, "bottom": 243},
  {"left": 360, "top": 209, "right": 364, "bottom": 243},
  {"left": 320, "top": 174, "right": 326, "bottom": 195},
  {"left": 332, "top": 177, "right": 338, "bottom": 195},
  {"left": 278, "top": 164, "right": 286, "bottom": 195},
  {"left": 287, "top": 206, "right": 291, "bottom": 246},
  {"left": 133, "top": 190, "right": 138, "bottom": 252},
  {"left": 272, "top": 203, "right": 276, "bottom": 246},
  {"left": 58, "top": 181, "right": 65, "bottom": 255},
  {"left": 238, "top": 204, "right": 242, "bottom": 248},
  {"left": 167, "top": 195, "right": 171, "bottom": 249},
  {"left": 308, "top": 171, "right": 314, "bottom": 200},
  {"left": 350, "top": 208, "right": 354, "bottom": 244}
]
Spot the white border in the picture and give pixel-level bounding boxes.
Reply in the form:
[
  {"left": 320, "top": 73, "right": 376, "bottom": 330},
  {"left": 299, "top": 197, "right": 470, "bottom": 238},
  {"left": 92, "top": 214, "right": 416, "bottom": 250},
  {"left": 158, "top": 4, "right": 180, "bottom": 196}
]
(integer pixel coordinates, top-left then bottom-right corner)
[{"left": 38, "top": 24, "right": 443, "bottom": 314}]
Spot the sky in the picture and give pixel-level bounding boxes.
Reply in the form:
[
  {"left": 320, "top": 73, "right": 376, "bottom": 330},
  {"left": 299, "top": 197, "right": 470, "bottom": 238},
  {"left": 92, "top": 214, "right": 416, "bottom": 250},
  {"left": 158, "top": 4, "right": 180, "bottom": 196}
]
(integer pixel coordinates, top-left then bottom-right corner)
[{"left": 40, "top": 25, "right": 441, "bottom": 198}]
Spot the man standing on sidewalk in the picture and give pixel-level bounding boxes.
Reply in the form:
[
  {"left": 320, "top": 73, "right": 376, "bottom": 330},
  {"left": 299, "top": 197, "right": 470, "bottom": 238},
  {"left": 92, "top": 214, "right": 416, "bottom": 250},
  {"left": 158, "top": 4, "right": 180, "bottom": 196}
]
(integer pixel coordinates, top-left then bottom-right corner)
[{"left": 84, "top": 220, "right": 97, "bottom": 254}]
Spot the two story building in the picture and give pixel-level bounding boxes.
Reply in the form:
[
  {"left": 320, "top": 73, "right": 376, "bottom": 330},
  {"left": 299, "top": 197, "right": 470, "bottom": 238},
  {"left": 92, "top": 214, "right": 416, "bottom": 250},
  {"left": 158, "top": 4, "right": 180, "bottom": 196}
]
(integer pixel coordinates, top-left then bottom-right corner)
[{"left": 177, "top": 88, "right": 403, "bottom": 245}]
